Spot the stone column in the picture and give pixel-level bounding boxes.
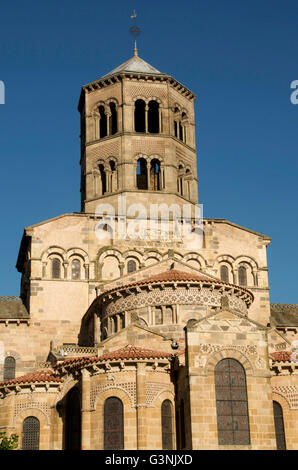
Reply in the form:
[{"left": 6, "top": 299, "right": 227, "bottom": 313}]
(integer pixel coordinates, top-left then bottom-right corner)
[
  {"left": 159, "top": 107, "right": 162, "bottom": 133},
  {"left": 81, "top": 368, "right": 91, "bottom": 450},
  {"left": 145, "top": 105, "right": 149, "bottom": 133},
  {"left": 136, "top": 362, "right": 147, "bottom": 449}
]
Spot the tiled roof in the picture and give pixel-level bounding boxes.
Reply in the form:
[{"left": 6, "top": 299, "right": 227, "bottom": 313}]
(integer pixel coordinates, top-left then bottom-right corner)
[
  {"left": 0, "top": 296, "right": 29, "bottom": 319},
  {"left": 270, "top": 351, "right": 298, "bottom": 363},
  {"left": 0, "top": 369, "right": 63, "bottom": 387},
  {"left": 271, "top": 303, "right": 298, "bottom": 327},
  {"left": 55, "top": 345, "right": 173, "bottom": 370}
]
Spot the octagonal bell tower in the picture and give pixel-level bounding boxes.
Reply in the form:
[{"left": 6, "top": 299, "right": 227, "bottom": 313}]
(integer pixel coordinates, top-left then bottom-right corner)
[{"left": 78, "top": 49, "right": 198, "bottom": 215}]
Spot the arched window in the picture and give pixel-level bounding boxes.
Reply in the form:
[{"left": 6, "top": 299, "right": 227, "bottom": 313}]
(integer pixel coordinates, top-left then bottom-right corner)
[
  {"left": 65, "top": 387, "right": 81, "bottom": 450},
  {"left": 161, "top": 400, "right": 173, "bottom": 450},
  {"left": 109, "top": 102, "right": 117, "bottom": 135},
  {"left": 120, "top": 313, "right": 125, "bottom": 329},
  {"left": 238, "top": 266, "right": 247, "bottom": 286},
  {"left": 22, "top": 416, "right": 40, "bottom": 450},
  {"left": 136, "top": 158, "right": 148, "bottom": 189},
  {"left": 155, "top": 307, "right": 163, "bottom": 325},
  {"left": 4, "top": 356, "right": 15, "bottom": 381},
  {"left": 178, "top": 165, "right": 184, "bottom": 196},
  {"left": 109, "top": 160, "right": 117, "bottom": 193},
  {"left": 273, "top": 401, "right": 286, "bottom": 450},
  {"left": 99, "top": 164, "right": 106, "bottom": 195},
  {"left": 215, "top": 358, "right": 250, "bottom": 445},
  {"left": 148, "top": 100, "right": 159, "bottom": 133},
  {"left": 127, "top": 259, "right": 137, "bottom": 273},
  {"left": 99, "top": 105, "right": 107, "bottom": 138},
  {"left": 52, "top": 258, "right": 61, "bottom": 279},
  {"left": 150, "top": 159, "right": 161, "bottom": 191},
  {"left": 134, "top": 99, "right": 146, "bottom": 133},
  {"left": 220, "top": 265, "right": 229, "bottom": 283},
  {"left": 104, "top": 397, "right": 124, "bottom": 450},
  {"left": 71, "top": 259, "right": 81, "bottom": 280}
]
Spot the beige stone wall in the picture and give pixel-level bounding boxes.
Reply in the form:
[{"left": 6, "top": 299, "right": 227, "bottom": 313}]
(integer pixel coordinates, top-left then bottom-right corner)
[{"left": 184, "top": 310, "right": 276, "bottom": 450}]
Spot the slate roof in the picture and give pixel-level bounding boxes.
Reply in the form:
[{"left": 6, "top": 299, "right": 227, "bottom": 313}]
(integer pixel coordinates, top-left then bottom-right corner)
[
  {"left": 103, "top": 55, "right": 163, "bottom": 78},
  {"left": 0, "top": 296, "right": 29, "bottom": 319},
  {"left": 270, "top": 304, "right": 298, "bottom": 327}
]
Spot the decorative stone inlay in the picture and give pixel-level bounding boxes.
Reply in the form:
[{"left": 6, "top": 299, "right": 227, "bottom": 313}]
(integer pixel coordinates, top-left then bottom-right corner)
[
  {"left": 197, "top": 343, "right": 257, "bottom": 356},
  {"left": 272, "top": 385, "right": 298, "bottom": 409},
  {"left": 103, "top": 286, "right": 248, "bottom": 317},
  {"left": 14, "top": 401, "right": 50, "bottom": 419},
  {"left": 91, "top": 382, "right": 136, "bottom": 408},
  {"left": 145, "top": 382, "right": 171, "bottom": 406}
]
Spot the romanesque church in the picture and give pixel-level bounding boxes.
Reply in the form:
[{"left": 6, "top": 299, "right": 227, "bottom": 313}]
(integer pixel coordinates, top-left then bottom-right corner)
[{"left": 0, "top": 47, "right": 297, "bottom": 450}]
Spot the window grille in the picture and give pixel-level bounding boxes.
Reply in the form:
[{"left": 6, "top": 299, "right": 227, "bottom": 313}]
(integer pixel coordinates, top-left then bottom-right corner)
[
  {"left": 4, "top": 356, "right": 15, "bottom": 381},
  {"left": 52, "top": 258, "right": 61, "bottom": 279},
  {"left": 22, "top": 416, "right": 40, "bottom": 450},
  {"left": 215, "top": 358, "right": 250, "bottom": 445},
  {"left": 104, "top": 397, "right": 124, "bottom": 450},
  {"left": 72, "top": 259, "right": 81, "bottom": 280},
  {"left": 238, "top": 266, "right": 247, "bottom": 286},
  {"left": 127, "top": 260, "right": 137, "bottom": 273},
  {"left": 220, "top": 265, "right": 229, "bottom": 283},
  {"left": 161, "top": 400, "right": 173, "bottom": 450}
]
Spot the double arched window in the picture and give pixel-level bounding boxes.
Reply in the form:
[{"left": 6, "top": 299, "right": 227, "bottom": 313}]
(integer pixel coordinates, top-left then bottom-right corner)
[
  {"left": 215, "top": 358, "right": 250, "bottom": 445},
  {"left": 3, "top": 356, "right": 16, "bottom": 381},
  {"left": 22, "top": 416, "right": 40, "bottom": 450},
  {"left": 134, "top": 99, "right": 160, "bottom": 133},
  {"left": 174, "top": 108, "right": 188, "bottom": 143},
  {"left": 161, "top": 400, "right": 173, "bottom": 450},
  {"left": 98, "top": 102, "right": 118, "bottom": 139},
  {"left": 97, "top": 159, "right": 118, "bottom": 195},
  {"left": 136, "top": 157, "right": 162, "bottom": 191},
  {"left": 104, "top": 397, "right": 124, "bottom": 450}
]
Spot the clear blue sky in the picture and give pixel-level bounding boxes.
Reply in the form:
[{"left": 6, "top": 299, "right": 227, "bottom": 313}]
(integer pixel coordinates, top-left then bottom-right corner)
[{"left": 0, "top": 0, "right": 297, "bottom": 303}]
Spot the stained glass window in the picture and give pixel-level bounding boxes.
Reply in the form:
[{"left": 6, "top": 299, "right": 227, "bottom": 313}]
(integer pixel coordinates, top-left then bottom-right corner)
[
  {"left": 161, "top": 400, "right": 173, "bottom": 450},
  {"left": 104, "top": 397, "right": 124, "bottom": 450},
  {"left": 215, "top": 358, "right": 250, "bottom": 445},
  {"left": 4, "top": 356, "right": 15, "bottom": 381},
  {"left": 273, "top": 401, "right": 286, "bottom": 450},
  {"left": 22, "top": 416, "right": 40, "bottom": 450}
]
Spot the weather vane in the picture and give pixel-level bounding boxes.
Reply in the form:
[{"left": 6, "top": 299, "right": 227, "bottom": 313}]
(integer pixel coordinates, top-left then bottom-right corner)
[{"left": 130, "top": 10, "right": 141, "bottom": 56}]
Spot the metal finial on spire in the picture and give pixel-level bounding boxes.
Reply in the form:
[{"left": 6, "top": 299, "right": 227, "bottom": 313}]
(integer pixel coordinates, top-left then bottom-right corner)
[{"left": 130, "top": 10, "right": 141, "bottom": 56}]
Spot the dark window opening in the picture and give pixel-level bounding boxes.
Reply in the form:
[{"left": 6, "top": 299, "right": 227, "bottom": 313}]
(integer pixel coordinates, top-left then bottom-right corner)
[
  {"left": 52, "top": 258, "right": 61, "bottom": 279},
  {"left": 162, "top": 400, "right": 173, "bottom": 450},
  {"left": 65, "top": 387, "right": 81, "bottom": 450},
  {"left": 134, "top": 99, "right": 146, "bottom": 133},
  {"left": 104, "top": 397, "right": 124, "bottom": 450},
  {"left": 215, "top": 358, "right": 250, "bottom": 445},
  {"left": 179, "top": 122, "right": 183, "bottom": 141},
  {"left": 99, "top": 105, "right": 107, "bottom": 138},
  {"left": 22, "top": 416, "right": 40, "bottom": 450},
  {"left": 174, "top": 120, "right": 178, "bottom": 138},
  {"left": 127, "top": 259, "right": 137, "bottom": 273},
  {"left": 220, "top": 265, "right": 229, "bottom": 283},
  {"left": 148, "top": 100, "right": 159, "bottom": 133},
  {"left": 99, "top": 164, "right": 107, "bottom": 195},
  {"left": 109, "top": 102, "right": 117, "bottom": 135},
  {"left": 136, "top": 158, "right": 148, "bottom": 189},
  {"left": 273, "top": 401, "right": 286, "bottom": 450},
  {"left": 4, "top": 356, "right": 15, "bottom": 381},
  {"left": 150, "top": 159, "right": 161, "bottom": 191},
  {"left": 238, "top": 266, "right": 247, "bottom": 286}
]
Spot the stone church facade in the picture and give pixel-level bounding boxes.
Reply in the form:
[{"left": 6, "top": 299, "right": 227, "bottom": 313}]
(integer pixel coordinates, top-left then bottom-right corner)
[{"left": 0, "top": 51, "right": 297, "bottom": 450}]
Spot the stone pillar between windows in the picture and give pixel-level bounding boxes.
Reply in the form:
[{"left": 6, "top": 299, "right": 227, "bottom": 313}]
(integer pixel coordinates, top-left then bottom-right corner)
[
  {"left": 145, "top": 105, "right": 149, "bottom": 133},
  {"left": 81, "top": 368, "right": 91, "bottom": 450},
  {"left": 159, "top": 108, "right": 162, "bottom": 133},
  {"left": 106, "top": 112, "right": 110, "bottom": 136},
  {"left": 94, "top": 312, "right": 100, "bottom": 345},
  {"left": 136, "top": 362, "right": 147, "bottom": 450}
]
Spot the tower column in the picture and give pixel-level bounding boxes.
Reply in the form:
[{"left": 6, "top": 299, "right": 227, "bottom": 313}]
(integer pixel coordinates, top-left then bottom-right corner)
[
  {"left": 136, "top": 362, "right": 147, "bottom": 449},
  {"left": 81, "top": 368, "right": 91, "bottom": 450},
  {"left": 145, "top": 105, "right": 149, "bottom": 133}
]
